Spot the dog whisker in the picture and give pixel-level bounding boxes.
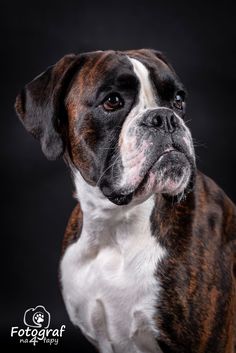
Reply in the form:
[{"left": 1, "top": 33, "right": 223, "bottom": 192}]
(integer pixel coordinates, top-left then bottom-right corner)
[{"left": 96, "top": 154, "right": 120, "bottom": 186}]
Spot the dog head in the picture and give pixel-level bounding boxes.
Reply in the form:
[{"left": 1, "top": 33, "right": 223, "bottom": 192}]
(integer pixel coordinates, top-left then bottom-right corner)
[{"left": 15, "top": 49, "right": 196, "bottom": 205}]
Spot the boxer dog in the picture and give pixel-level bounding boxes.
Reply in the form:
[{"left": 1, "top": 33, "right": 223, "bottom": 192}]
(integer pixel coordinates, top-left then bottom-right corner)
[{"left": 15, "top": 49, "right": 236, "bottom": 353}]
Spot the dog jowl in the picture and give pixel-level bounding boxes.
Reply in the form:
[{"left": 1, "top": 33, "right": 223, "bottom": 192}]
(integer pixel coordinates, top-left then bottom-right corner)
[{"left": 15, "top": 49, "right": 236, "bottom": 353}]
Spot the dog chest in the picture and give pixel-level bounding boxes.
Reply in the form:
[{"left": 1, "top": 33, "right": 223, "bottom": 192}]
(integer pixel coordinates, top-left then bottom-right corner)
[{"left": 60, "top": 199, "right": 166, "bottom": 352}]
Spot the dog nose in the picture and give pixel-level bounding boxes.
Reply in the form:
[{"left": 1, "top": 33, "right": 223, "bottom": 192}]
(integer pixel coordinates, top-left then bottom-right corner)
[{"left": 143, "top": 109, "right": 178, "bottom": 133}]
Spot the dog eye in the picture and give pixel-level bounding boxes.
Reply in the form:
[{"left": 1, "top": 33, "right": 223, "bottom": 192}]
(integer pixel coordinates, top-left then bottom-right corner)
[
  {"left": 102, "top": 93, "right": 124, "bottom": 112},
  {"left": 173, "top": 93, "right": 184, "bottom": 110}
]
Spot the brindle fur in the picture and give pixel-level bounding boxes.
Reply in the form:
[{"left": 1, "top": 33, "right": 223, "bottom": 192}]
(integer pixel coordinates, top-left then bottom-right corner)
[{"left": 63, "top": 171, "right": 236, "bottom": 353}]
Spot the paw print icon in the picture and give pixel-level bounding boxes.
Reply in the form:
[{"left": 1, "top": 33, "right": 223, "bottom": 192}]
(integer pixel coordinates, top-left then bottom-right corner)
[{"left": 23, "top": 305, "right": 50, "bottom": 328}]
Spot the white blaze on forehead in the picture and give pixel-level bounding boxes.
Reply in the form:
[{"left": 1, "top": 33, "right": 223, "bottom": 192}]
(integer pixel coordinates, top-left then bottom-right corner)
[
  {"left": 118, "top": 57, "right": 157, "bottom": 150},
  {"left": 128, "top": 57, "right": 157, "bottom": 111},
  {"left": 118, "top": 58, "right": 158, "bottom": 191}
]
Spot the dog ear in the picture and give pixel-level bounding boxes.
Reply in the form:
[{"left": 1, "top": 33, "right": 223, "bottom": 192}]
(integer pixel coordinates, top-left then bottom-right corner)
[
  {"left": 148, "top": 49, "right": 175, "bottom": 71},
  {"left": 15, "top": 54, "right": 79, "bottom": 160}
]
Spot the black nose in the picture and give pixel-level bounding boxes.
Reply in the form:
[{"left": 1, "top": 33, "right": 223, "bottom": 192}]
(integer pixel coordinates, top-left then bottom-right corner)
[{"left": 143, "top": 109, "right": 178, "bottom": 133}]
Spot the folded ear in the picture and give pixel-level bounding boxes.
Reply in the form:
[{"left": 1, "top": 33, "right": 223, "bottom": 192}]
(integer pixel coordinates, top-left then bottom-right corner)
[
  {"left": 15, "top": 54, "right": 79, "bottom": 160},
  {"left": 148, "top": 49, "right": 175, "bottom": 71}
]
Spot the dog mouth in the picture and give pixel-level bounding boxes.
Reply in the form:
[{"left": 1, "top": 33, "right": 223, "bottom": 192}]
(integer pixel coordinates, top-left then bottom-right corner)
[
  {"left": 133, "top": 148, "right": 176, "bottom": 192},
  {"left": 104, "top": 148, "right": 193, "bottom": 205}
]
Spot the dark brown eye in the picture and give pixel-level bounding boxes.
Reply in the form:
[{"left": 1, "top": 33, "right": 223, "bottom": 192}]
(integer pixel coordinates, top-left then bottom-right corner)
[
  {"left": 103, "top": 93, "right": 123, "bottom": 112},
  {"left": 173, "top": 94, "right": 184, "bottom": 110}
]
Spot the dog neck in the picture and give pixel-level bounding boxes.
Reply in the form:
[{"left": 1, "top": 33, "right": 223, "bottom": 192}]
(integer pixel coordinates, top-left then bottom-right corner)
[{"left": 73, "top": 171, "right": 155, "bottom": 247}]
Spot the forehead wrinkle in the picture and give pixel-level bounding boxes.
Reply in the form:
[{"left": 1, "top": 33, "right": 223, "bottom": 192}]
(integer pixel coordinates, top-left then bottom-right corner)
[
  {"left": 127, "top": 57, "right": 157, "bottom": 109},
  {"left": 81, "top": 53, "right": 112, "bottom": 88},
  {"left": 66, "top": 53, "right": 117, "bottom": 108}
]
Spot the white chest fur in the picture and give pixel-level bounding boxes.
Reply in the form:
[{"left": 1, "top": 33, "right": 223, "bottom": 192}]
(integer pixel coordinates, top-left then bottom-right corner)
[{"left": 60, "top": 173, "right": 166, "bottom": 353}]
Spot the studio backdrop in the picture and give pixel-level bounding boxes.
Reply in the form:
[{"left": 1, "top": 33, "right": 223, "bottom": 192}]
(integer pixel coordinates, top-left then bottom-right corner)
[{"left": 2, "top": 0, "right": 236, "bottom": 352}]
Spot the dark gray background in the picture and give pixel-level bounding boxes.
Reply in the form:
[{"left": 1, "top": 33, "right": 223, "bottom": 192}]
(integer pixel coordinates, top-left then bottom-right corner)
[{"left": 2, "top": 0, "right": 236, "bottom": 351}]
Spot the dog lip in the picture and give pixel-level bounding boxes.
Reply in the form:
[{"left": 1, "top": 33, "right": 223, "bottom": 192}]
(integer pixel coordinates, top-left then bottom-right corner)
[
  {"left": 118, "top": 148, "right": 178, "bottom": 197},
  {"left": 159, "top": 147, "right": 176, "bottom": 157},
  {"left": 132, "top": 148, "right": 178, "bottom": 194},
  {"left": 106, "top": 192, "right": 133, "bottom": 205}
]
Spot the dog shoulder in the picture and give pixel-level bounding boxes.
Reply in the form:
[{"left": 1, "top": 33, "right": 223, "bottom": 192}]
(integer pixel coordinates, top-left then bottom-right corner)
[
  {"left": 196, "top": 171, "right": 236, "bottom": 243},
  {"left": 61, "top": 203, "right": 83, "bottom": 255}
]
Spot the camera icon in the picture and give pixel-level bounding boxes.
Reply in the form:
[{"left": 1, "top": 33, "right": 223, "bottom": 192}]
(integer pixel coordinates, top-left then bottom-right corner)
[{"left": 23, "top": 305, "right": 50, "bottom": 328}]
